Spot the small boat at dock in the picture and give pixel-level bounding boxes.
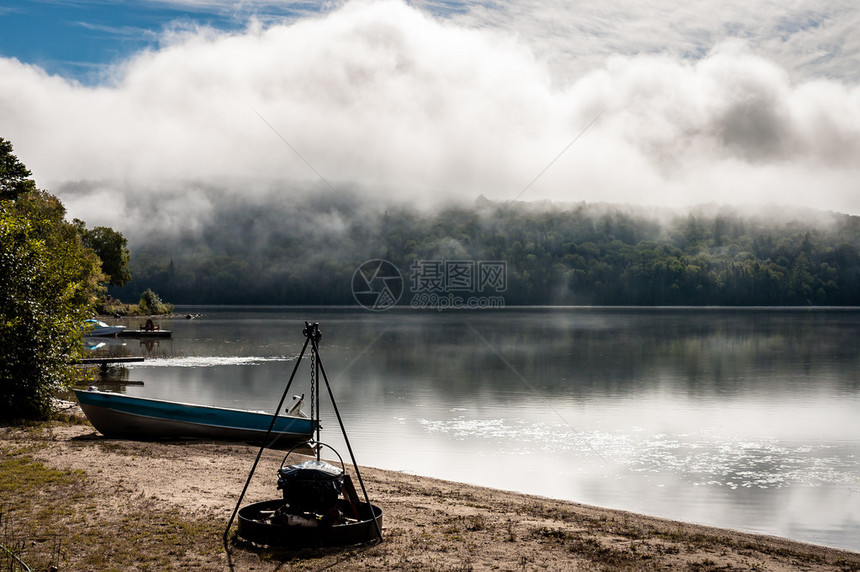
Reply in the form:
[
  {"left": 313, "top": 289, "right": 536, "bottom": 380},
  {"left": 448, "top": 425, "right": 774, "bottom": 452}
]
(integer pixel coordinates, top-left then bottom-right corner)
[
  {"left": 73, "top": 389, "right": 315, "bottom": 447},
  {"left": 83, "top": 319, "right": 126, "bottom": 337}
]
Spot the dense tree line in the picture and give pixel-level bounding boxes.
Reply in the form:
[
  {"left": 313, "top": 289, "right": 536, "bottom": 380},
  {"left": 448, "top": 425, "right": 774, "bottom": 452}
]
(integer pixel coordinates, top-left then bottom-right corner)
[{"left": 113, "top": 193, "right": 860, "bottom": 306}]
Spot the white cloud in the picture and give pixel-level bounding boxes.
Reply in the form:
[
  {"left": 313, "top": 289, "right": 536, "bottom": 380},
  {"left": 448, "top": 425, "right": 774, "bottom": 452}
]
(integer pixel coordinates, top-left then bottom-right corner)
[
  {"left": 0, "top": 0, "right": 858, "bottom": 240},
  {"left": 417, "top": 0, "right": 860, "bottom": 83}
]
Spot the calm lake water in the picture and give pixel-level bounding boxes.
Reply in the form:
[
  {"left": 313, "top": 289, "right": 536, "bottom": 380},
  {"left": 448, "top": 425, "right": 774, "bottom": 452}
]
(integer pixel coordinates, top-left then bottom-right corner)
[{"left": 90, "top": 307, "right": 860, "bottom": 551}]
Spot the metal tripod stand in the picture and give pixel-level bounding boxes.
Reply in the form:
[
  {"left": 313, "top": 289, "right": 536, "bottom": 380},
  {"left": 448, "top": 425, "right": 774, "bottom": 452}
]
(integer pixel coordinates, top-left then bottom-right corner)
[{"left": 223, "top": 321, "right": 383, "bottom": 544}]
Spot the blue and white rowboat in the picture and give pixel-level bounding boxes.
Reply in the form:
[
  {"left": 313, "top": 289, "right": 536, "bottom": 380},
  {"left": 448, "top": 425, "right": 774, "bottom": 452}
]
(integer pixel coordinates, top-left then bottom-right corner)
[{"left": 73, "top": 389, "right": 316, "bottom": 447}]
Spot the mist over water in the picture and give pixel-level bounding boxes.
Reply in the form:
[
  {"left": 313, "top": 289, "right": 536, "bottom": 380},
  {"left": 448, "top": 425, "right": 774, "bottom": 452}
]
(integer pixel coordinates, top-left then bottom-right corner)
[{"left": 91, "top": 306, "right": 860, "bottom": 551}]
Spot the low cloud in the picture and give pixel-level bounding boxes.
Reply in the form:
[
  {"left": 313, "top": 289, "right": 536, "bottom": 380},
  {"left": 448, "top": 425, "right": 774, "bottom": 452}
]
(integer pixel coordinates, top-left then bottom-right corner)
[{"left": 1, "top": 0, "right": 858, "bottom": 242}]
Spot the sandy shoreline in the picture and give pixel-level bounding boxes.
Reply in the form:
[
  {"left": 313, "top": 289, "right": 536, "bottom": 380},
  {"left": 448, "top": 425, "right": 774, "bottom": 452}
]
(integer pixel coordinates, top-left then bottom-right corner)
[{"left": 1, "top": 420, "right": 858, "bottom": 571}]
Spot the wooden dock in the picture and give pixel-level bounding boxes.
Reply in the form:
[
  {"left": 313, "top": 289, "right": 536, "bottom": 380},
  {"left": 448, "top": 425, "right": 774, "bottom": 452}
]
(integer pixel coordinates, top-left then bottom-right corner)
[{"left": 118, "top": 329, "right": 172, "bottom": 339}]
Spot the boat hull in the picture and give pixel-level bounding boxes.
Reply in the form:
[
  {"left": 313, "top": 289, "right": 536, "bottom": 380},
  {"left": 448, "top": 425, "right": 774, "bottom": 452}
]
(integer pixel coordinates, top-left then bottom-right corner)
[{"left": 73, "top": 390, "right": 315, "bottom": 448}]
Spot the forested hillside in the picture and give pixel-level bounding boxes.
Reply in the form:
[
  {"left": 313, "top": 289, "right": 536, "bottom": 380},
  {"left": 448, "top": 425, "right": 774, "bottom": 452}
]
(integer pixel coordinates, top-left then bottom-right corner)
[{"left": 111, "top": 195, "right": 860, "bottom": 306}]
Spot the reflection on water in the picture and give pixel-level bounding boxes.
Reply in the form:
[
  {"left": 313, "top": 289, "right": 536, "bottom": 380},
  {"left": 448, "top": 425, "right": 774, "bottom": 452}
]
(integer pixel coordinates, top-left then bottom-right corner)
[{"left": 90, "top": 307, "right": 860, "bottom": 551}]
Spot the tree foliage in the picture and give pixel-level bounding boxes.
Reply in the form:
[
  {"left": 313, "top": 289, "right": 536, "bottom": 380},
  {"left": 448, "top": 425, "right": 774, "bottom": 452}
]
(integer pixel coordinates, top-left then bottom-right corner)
[
  {"left": 76, "top": 221, "right": 132, "bottom": 287},
  {"left": 0, "top": 138, "right": 36, "bottom": 200},
  {"left": 0, "top": 138, "right": 111, "bottom": 419},
  {"left": 0, "top": 196, "right": 103, "bottom": 418},
  {"left": 138, "top": 288, "right": 173, "bottom": 315}
]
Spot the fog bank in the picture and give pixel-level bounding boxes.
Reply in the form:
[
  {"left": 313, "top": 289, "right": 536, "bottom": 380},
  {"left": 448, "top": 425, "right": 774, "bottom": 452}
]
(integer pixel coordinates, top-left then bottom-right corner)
[{"left": 0, "top": 0, "right": 858, "bottom": 240}]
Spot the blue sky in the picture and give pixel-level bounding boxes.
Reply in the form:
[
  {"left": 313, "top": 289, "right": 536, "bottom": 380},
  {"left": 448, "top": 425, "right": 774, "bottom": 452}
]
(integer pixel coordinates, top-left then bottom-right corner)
[
  {"left": 1, "top": 0, "right": 858, "bottom": 235},
  {"left": 0, "top": 1, "right": 170, "bottom": 80},
  {"left": 0, "top": 1, "right": 298, "bottom": 83}
]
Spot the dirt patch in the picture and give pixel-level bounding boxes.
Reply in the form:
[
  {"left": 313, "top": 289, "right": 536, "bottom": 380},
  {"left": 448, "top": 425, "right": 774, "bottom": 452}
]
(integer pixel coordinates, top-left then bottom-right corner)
[{"left": 2, "top": 422, "right": 858, "bottom": 571}]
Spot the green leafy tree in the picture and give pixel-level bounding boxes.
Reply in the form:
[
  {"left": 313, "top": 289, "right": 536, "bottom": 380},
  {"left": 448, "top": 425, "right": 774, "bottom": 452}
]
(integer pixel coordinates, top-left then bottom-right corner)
[
  {"left": 138, "top": 288, "right": 173, "bottom": 315},
  {"left": 1, "top": 138, "right": 106, "bottom": 419},
  {"left": 76, "top": 222, "right": 132, "bottom": 287},
  {"left": 1, "top": 197, "right": 103, "bottom": 419},
  {"left": 0, "top": 138, "right": 36, "bottom": 200}
]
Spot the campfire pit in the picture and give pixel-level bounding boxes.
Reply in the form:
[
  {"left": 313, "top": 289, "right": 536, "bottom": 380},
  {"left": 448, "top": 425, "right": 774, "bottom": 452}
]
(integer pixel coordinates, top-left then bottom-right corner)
[{"left": 236, "top": 445, "right": 383, "bottom": 548}]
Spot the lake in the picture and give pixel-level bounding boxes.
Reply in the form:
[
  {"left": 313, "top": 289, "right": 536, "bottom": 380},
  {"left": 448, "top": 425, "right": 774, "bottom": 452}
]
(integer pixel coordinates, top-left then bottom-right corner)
[{"left": 90, "top": 306, "right": 860, "bottom": 551}]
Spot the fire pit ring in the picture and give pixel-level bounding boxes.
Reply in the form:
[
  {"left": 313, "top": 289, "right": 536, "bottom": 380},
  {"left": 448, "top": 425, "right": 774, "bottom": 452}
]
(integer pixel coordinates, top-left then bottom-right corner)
[
  {"left": 236, "top": 498, "right": 383, "bottom": 548},
  {"left": 235, "top": 442, "right": 383, "bottom": 548}
]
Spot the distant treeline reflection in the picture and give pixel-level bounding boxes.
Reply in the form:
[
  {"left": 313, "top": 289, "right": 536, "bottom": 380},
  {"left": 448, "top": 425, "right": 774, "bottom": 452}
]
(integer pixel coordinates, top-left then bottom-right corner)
[{"left": 111, "top": 196, "right": 860, "bottom": 306}]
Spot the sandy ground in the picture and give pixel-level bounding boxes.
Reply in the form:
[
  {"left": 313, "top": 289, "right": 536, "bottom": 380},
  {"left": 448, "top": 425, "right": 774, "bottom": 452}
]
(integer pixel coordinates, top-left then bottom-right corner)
[{"left": 2, "top": 421, "right": 859, "bottom": 571}]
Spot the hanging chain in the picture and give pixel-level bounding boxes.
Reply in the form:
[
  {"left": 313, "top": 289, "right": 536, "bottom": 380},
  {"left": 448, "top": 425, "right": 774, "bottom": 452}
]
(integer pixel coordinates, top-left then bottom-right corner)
[
  {"left": 302, "top": 321, "right": 322, "bottom": 456},
  {"left": 309, "top": 342, "right": 316, "bottom": 428}
]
